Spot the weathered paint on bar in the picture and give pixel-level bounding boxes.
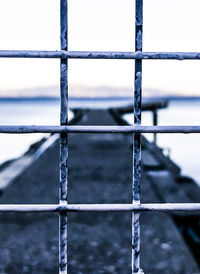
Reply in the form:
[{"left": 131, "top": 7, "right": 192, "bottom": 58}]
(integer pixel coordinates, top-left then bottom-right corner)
[
  {"left": 0, "top": 203, "right": 199, "bottom": 212},
  {"left": 1, "top": 50, "right": 200, "bottom": 59},
  {"left": 60, "top": 0, "right": 68, "bottom": 273},
  {"left": 1, "top": 125, "right": 200, "bottom": 133},
  {"left": 133, "top": 0, "right": 143, "bottom": 272}
]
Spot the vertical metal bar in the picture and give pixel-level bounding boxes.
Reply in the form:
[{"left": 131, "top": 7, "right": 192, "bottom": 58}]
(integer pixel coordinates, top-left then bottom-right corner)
[
  {"left": 60, "top": 0, "right": 68, "bottom": 273},
  {"left": 132, "top": 0, "right": 143, "bottom": 273},
  {"left": 153, "top": 109, "right": 158, "bottom": 144}
]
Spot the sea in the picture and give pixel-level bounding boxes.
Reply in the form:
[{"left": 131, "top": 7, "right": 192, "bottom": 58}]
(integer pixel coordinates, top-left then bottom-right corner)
[
  {"left": 0, "top": 97, "right": 200, "bottom": 185},
  {"left": 0, "top": 97, "right": 133, "bottom": 164},
  {"left": 0, "top": 98, "right": 61, "bottom": 164}
]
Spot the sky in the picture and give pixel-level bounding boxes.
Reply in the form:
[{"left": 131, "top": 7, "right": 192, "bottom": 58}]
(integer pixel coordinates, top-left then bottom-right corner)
[{"left": 0, "top": 0, "right": 200, "bottom": 97}]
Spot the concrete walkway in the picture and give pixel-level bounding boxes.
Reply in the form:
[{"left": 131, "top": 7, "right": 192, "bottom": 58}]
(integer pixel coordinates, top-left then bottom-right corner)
[{"left": 0, "top": 109, "right": 198, "bottom": 273}]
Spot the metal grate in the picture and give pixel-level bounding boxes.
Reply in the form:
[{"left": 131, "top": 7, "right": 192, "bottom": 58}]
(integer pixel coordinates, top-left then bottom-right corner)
[{"left": 1, "top": 0, "right": 200, "bottom": 273}]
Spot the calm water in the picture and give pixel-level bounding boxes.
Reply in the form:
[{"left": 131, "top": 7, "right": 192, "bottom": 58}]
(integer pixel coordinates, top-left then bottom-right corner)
[
  {"left": 0, "top": 97, "right": 132, "bottom": 164},
  {"left": 124, "top": 99, "right": 200, "bottom": 185},
  {"left": 0, "top": 99, "right": 67, "bottom": 164},
  {"left": 1, "top": 98, "right": 200, "bottom": 186}
]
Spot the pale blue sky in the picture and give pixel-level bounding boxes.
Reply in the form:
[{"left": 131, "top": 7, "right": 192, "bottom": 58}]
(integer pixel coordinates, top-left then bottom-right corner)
[{"left": 0, "top": 0, "right": 200, "bottom": 97}]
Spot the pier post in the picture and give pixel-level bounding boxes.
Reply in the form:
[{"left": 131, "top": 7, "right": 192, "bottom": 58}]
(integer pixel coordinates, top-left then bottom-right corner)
[{"left": 153, "top": 109, "right": 158, "bottom": 144}]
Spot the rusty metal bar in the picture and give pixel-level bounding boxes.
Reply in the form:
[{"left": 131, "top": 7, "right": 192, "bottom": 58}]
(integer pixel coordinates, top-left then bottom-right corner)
[
  {"left": 132, "top": 0, "right": 143, "bottom": 273},
  {"left": 2, "top": 125, "right": 200, "bottom": 133},
  {"left": 0, "top": 203, "right": 199, "bottom": 212},
  {"left": 1, "top": 50, "right": 200, "bottom": 60},
  {"left": 60, "top": 0, "right": 68, "bottom": 273}
]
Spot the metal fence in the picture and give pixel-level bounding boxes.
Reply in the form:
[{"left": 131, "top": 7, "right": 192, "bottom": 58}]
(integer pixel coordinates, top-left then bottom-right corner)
[{"left": 1, "top": 0, "right": 200, "bottom": 273}]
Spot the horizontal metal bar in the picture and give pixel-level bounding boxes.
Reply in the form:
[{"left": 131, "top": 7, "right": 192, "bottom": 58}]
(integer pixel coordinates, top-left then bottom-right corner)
[
  {"left": 1, "top": 125, "right": 200, "bottom": 134},
  {"left": 0, "top": 50, "right": 200, "bottom": 60},
  {"left": 0, "top": 203, "right": 200, "bottom": 212}
]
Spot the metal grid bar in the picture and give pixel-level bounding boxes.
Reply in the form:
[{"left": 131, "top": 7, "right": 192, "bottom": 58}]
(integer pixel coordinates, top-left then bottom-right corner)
[
  {"left": 132, "top": 0, "right": 143, "bottom": 272},
  {"left": 60, "top": 0, "right": 68, "bottom": 273},
  {"left": 1, "top": 125, "right": 200, "bottom": 133},
  {"left": 1, "top": 50, "right": 200, "bottom": 60},
  {"left": 0, "top": 203, "right": 199, "bottom": 212}
]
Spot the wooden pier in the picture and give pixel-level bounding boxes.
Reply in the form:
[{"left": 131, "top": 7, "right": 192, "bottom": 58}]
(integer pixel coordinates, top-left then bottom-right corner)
[{"left": 0, "top": 107, "right": 199, "bottom": 273}]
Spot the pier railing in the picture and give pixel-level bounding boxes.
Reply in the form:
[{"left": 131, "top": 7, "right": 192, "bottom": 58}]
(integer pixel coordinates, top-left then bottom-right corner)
[
  {"left": 112, "top": 99, "right": 168, "bottom": 144},
  {"left": 1, "top": 0, "right": 200, "bottom": 273}
]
